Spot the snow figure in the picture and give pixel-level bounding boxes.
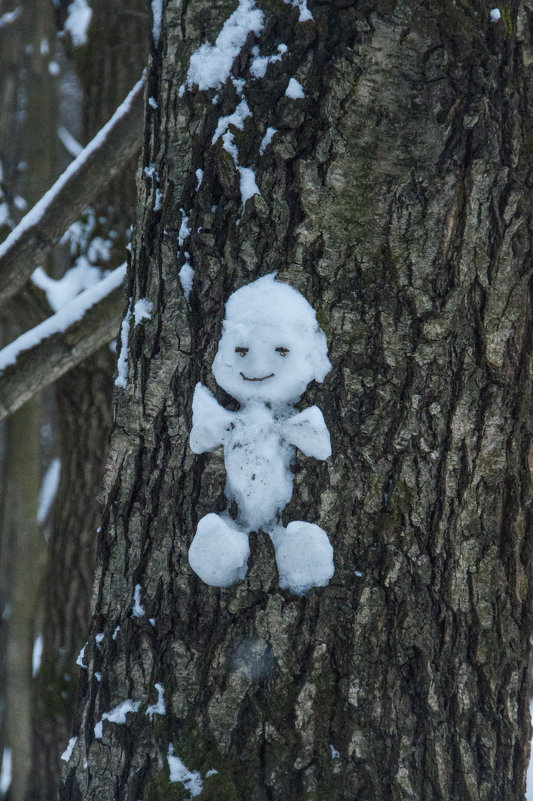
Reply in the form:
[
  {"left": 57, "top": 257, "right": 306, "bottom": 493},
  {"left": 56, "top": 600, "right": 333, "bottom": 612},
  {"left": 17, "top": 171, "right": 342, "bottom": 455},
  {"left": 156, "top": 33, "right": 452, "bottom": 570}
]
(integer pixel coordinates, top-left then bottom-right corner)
[{"left": 189, "top": 273, "right": 334, "bottom": 595}]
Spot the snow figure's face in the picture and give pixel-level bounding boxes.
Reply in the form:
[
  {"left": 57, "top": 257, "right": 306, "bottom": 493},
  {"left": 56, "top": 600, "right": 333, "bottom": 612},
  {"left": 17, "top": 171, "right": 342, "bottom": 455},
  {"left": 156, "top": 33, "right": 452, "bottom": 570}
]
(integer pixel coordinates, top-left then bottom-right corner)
[{"left": 212, "top": 275, "right": 331, "bottom": 406}]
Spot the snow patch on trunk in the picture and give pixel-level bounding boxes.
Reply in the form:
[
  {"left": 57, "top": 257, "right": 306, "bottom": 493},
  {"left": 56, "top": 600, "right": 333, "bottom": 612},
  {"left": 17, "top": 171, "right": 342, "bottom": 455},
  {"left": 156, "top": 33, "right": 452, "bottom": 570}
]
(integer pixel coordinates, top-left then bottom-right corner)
[
  {"left": 65, "top": 0, "right": 92, "bottom": 47},
  {"left": 131, "top": 584, "right": 145, "bottom": 617},
  {"left": 146, "top": 683, "right": 166, "bottom": 720},
  {"left": 94, "top": 700, "right": 141, "bottom": 740},
  {"left": 283, "top": 0, "right": 313, "bottom": 21},
  {"left": 115, "top": 296, "right": 132, "bottom": 389},
  {"left": 286, "top": 77, "right": 305, "bottom": 98},
  {"left": 133, "top": 298, "right": 153, "bottom": 326},
  {"left": 185, "top": 0, "right": 264, "bottom": 91},
  {"left": 179, "top": 261, "right": 195, "bottom": 301},
  {"left": 61, "top": 737, "right": 78, "bottom": 762},
  {"left": 151, "top": 0, "right": 163, "bottom": 46},
  {"left": 167, "top": 746, "right": 204, "bottom": 798}
]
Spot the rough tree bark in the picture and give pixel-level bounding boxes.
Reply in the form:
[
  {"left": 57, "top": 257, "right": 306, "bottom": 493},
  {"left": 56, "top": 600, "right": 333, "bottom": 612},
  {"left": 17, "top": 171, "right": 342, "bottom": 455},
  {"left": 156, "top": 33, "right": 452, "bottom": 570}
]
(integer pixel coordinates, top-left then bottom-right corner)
[{"left": 61, "top": 1, "right": 533, "bottom": 800}]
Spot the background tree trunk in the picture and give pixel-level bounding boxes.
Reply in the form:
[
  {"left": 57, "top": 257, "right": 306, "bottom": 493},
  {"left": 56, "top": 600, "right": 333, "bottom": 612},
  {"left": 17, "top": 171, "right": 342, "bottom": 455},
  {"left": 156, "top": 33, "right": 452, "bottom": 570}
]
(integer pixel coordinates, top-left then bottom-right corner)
[
  {"left": 61, "top": 1, "right": 533, "bottom": 800},
  {"left": 27, "top": 3, "right": 147, "bottom": 800},
  {"left": 0, "top": 2, "right": 58, "bottom": 798}
]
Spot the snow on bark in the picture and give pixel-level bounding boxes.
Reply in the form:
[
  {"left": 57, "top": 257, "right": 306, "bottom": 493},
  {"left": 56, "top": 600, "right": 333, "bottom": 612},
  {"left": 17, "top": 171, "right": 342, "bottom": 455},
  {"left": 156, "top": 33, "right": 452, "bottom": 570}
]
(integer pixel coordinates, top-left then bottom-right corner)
[
  {"left": 184, "top": 0, "right": 264, "bottom": 91},
  {"left": 151, "top": 0, "right": 163, "bottom": 46},
  {"left": 93, "top": 700, "right": 141, "bottom": 740},
  {"left": 64, "top": 0, "right": 92, "bottom": 47}
]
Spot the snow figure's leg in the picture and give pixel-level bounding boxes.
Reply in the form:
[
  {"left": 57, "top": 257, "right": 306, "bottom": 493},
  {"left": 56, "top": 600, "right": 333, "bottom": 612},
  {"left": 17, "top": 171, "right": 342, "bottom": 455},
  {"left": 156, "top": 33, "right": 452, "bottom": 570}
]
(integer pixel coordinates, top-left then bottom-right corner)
[
  {"left": 188, "top": 513, "right": 250, "bottom": 588},
  {"left": 271, "top": 522, "right": 334, "bottom": 595}
]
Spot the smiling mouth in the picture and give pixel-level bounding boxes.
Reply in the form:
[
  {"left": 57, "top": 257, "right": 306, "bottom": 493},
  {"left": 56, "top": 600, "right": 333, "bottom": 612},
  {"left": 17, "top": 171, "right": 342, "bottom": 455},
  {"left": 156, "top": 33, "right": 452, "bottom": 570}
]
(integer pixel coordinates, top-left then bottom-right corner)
[{"left": 240, "top": 372, "right": 275, "bottom": 382}]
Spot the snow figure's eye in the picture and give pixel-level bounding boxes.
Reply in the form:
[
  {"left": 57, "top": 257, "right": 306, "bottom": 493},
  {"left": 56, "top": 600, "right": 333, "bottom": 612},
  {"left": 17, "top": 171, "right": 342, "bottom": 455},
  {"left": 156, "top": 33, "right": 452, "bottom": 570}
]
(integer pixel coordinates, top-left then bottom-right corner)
[
  {"left": 235, "top": 347, "right": 248, "bottom": 357},
  {"left": 275, "top": 347, "right": 290, "bottom": 357}
]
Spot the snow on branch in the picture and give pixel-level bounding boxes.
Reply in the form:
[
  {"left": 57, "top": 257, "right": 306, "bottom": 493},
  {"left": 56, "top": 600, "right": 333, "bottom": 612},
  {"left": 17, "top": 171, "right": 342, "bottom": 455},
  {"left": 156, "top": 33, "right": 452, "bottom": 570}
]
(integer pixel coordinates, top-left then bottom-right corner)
[
  {"left": 0, "top": 75, "right": 145, "bottom": 309},
  {"left": 0, "top": 265, "right": 126, "bottom": 420}
]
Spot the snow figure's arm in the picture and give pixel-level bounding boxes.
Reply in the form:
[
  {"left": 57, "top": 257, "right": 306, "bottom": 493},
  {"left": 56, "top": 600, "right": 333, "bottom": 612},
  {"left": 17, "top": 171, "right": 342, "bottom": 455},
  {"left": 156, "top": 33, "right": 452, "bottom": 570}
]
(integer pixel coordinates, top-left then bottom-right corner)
[
  {"left": 283, "top": 406, "right": 331, "bottom": 460},
  {"left": 189, "top": 382, "right": 233, "bottom": 454}
]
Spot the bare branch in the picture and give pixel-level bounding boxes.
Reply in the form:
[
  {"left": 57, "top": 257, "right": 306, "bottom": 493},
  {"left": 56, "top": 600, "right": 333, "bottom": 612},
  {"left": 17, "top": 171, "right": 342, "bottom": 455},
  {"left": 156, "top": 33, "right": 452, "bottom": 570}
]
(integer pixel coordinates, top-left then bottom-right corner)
[
  {"left": 0, "top": 267, "right": 126, "bottom": 420},
  {"left": 0, "top": 75, "right": 144, "bottom": 308}
]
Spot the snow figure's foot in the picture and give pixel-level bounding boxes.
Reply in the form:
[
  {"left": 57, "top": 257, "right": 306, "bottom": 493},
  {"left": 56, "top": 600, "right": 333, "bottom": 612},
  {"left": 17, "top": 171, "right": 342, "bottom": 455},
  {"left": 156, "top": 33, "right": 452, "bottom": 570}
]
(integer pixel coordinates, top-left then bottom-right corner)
[
  {"left": 188, "top": 514, "right": 249, "bottom": 587},
  {"left": 273, "top": 522, "right": 334, "bottom": 595}
]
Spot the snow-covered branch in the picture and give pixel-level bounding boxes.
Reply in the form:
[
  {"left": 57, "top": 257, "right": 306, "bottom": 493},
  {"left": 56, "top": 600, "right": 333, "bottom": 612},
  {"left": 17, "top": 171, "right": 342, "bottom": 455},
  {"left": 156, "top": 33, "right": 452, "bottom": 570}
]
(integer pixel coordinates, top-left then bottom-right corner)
[
  {"left": 0, "top": 265, "right": 126, "bottom": 420},
  {"left": 0, "top": 76, "right": 144, "bottom": 308}
]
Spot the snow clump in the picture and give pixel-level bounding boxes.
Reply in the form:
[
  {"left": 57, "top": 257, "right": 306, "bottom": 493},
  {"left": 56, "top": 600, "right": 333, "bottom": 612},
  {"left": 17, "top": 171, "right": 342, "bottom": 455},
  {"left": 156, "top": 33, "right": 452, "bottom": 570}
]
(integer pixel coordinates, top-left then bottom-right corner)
[
  {"left": 146, "top": 683, "right": 166, "bottom": 720},
  {"left": 185, "top": 0, "right": 264, "bottom": 91},
  {"left": 283, "top": 0, "right": 313, "bottom": 22},
  {"left": 94, "top": 700, "right": 141, "bottom": 740},
  {"left": 286, "top": 77, "right": 306, "bottom": 98},
  {"left": 167, "top": 746, "right": 204, "bottom": 797},
  {"left": 64, "top": 0, "right": 92, "bottom": 47},
  {"left": 61, "top": 737, "right": 78, "bottom": 762},
  {"left": 115, "top": 300, "right": 132, "bottom": 389}
]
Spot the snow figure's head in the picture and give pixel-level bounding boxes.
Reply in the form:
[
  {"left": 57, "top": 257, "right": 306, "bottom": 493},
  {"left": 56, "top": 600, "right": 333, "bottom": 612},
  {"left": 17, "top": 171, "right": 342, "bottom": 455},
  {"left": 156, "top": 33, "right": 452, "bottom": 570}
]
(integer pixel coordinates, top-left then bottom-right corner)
[{"left": 212, "top": 274, "right": 331, "bottom": 405}]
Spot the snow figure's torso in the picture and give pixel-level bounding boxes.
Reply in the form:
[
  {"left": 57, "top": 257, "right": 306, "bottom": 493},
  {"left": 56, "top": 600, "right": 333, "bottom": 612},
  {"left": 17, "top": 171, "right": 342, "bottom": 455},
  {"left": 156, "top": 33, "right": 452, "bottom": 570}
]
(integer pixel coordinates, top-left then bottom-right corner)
[{"left": 223, "top": 405, "right": 294, "bottom": 530}]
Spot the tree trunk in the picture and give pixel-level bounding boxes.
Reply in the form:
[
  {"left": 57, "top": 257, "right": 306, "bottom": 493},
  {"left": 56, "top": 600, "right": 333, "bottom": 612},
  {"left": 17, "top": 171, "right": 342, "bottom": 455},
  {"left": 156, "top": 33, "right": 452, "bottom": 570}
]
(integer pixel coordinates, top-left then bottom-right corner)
[
  {"left": 0, "top": 375, "right": 42, "bottom": 801},
  {"left": 61, "top": 2, "right": 533, "bottom": 800},
  {"left": 28, "top": 3, "right": 148, "bottom": 799},
  {"left": 29, "top": 349, "right": 115, "bottom": 801},
  {"left": 0, "top": 2, "right": 58, "bottom": 798}
]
